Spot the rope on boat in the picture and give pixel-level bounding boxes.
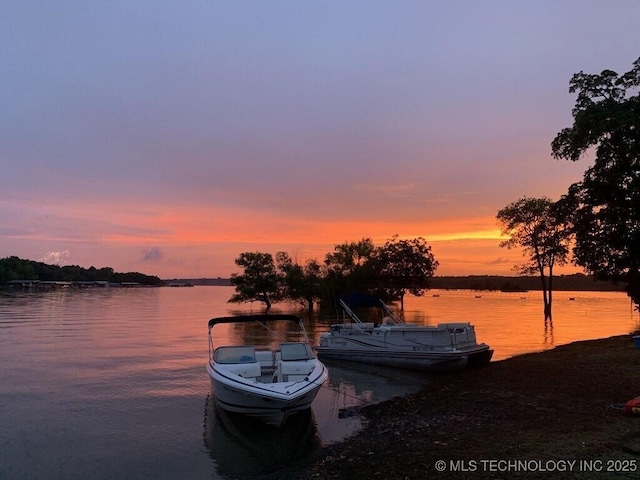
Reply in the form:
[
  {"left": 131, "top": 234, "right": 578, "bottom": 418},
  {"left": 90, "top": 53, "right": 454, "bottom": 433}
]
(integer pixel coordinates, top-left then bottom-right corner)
[{"left": 253, "top": 319, "right": 289, "bottom": 342}]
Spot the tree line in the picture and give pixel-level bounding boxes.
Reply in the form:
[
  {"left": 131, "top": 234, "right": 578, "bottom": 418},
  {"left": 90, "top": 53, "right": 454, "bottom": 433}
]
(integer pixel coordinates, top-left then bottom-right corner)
[
  {"left": 0, "top": 256, "right": 164, "bottom": 286},
  {"left": 228, "top": 235, "right": 438, "bottom": 313},
  {"left": 495, "top": 56, "right": 640, "bottom": 320}
]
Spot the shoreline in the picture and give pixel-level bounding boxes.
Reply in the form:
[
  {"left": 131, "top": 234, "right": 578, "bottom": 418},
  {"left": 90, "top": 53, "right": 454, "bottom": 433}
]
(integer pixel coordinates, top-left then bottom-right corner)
[{"left": 279, "top": 334, "right": 640, "bottom": 479}]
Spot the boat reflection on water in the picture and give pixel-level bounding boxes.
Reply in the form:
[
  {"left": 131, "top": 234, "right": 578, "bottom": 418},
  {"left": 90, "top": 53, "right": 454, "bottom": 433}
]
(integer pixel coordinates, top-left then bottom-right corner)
[
  {"left": 203, "top": 394, "right": 321, "bottom": 478},
  {"left": 311, "top": 359, "right": 430, "bottom": 444},
  {"left": 321, "top": 358, "right": 430, "bottom": 402}
]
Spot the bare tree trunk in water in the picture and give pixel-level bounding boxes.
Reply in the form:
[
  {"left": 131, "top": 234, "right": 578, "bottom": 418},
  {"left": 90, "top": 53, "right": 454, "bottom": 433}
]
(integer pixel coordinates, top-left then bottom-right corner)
[
  {"left": 258, "top": 291, "right": 271, "bottom": 311},
  {"left": 539, "top": 272, "right": 552, "bottom": 321}
]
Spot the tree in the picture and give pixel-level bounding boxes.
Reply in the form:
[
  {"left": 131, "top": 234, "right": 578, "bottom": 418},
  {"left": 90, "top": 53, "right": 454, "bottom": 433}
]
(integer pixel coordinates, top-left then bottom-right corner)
[
  {"left": 229, "top": 252, "right": 280, "bottom": 310},
  {"left": 375, "top": 235, "right": 438, "bottom": 310},
  {"left": 323, "top": 238, "right": 378, "bottom": 294},
  {"left": 276, "top": 252, "right": 324, "bottom": 315},
  {"left": 551, "top": 57, "right": 640, "bottom": 306},
  {"left": 497, "top": 197, "right": 572, "bottom": 320}
]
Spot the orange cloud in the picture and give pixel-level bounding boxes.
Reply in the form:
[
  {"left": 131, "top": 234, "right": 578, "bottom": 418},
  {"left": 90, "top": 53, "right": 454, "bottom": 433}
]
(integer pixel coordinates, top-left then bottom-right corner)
[{"left": 3, "top": 196, "right": 581, "bottom": 278}]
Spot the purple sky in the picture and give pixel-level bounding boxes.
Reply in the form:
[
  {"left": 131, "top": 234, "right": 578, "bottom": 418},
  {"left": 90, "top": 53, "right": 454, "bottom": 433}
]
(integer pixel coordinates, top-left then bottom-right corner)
[{"left": 2, "top": 1, "right": 639, "bottom": 278}]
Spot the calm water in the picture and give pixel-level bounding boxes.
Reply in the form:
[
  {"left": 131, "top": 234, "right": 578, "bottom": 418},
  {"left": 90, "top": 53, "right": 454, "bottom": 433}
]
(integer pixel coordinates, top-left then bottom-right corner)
[{"left": 0, "top": 286, "right": 637, "bottom": 480}]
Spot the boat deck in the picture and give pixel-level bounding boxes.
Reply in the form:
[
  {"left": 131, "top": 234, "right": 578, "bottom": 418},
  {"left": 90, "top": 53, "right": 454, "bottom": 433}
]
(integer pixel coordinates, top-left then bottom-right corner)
[{"left": 214, "top": 343, "right": 317, "bottom": 384}]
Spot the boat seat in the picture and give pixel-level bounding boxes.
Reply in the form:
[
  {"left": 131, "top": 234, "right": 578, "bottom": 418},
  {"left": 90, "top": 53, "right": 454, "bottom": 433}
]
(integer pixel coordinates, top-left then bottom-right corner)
[
  {"left": 227, "top": 362, "right": 262, "bottom": 379},
  {"left": 255, "top": 350, "right": 273, "bottom": 364},
  {"left": 276, "top": 360, "right": 313, "bottom": 382}
]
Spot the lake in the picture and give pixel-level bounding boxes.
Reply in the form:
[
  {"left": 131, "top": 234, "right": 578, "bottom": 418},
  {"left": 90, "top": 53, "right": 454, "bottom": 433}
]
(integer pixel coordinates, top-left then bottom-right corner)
[{"left": 0, "top": 286, "right": 637, "bottom": 479}]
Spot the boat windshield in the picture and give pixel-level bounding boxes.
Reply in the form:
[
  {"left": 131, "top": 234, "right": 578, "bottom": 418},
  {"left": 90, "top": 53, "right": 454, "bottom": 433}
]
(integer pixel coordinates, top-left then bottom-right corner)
[
  {"left": 280, "top": 342, "right": 313, "bottom": 361},
  {"left": 214, "top": 346, "right": 256, "bottom": 364}
]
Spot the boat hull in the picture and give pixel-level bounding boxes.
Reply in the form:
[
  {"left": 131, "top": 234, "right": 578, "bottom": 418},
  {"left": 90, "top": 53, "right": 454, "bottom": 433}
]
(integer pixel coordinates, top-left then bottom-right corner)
[
  {"left": 317, "top": 348, "right": 478, "bottom": 372},
  {"left": 465, "top": 347, "right": 495, "bottom": 368},
  {"left": 207, "top": 361, "right": 326, "bottom": 426},
  {"left": 317, "top": 341, "right": 493, "bottom": 373}
]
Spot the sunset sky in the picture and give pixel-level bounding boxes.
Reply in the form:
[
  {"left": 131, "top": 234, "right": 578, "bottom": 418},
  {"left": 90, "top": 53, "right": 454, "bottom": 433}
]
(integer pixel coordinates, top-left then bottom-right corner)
[{"left": 3, "top": 1, "right": 640, "bottom": 279}]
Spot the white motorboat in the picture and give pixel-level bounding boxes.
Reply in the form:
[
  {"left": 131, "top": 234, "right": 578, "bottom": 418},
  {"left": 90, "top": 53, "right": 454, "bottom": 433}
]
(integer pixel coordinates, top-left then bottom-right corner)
[
  {"left": 207, "top": 314, "right": 328, "bottom": 427},
  {"left": 317, "top": 294, "right": 493, "bottom": 372}
]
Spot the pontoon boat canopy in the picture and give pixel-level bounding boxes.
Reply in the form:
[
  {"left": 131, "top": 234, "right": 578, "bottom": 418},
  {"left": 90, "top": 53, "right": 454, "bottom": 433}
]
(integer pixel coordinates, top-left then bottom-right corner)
[{"left": 208, "top": 314, "right": 304, "bottom": 329}]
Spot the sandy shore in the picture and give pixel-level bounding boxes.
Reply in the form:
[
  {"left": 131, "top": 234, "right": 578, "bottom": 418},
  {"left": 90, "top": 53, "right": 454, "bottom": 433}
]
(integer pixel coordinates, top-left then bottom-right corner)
[{"left": 276, "top": 334, "right": 640, "bottom": 479}]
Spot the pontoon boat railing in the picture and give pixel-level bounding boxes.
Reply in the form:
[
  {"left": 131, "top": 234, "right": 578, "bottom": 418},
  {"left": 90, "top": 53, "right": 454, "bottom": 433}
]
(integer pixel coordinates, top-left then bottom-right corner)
[{"left": 339, "top": 298, "right": 403, "bottom": 325}]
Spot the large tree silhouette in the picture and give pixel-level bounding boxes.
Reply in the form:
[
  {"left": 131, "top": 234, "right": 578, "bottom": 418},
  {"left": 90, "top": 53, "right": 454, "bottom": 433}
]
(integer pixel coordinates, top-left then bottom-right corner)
[{"left": 552, "top": 57, "right": 640, "bottom": 306}]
